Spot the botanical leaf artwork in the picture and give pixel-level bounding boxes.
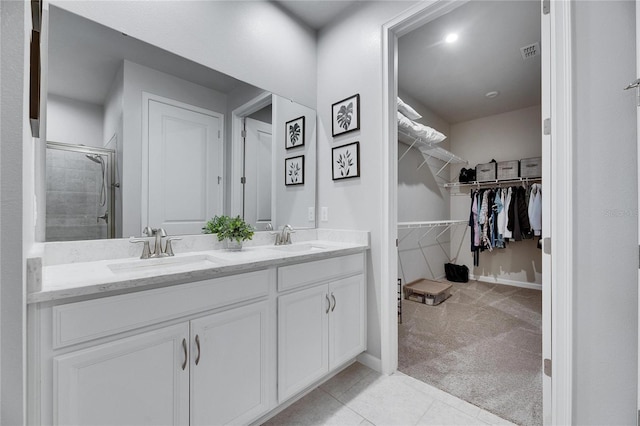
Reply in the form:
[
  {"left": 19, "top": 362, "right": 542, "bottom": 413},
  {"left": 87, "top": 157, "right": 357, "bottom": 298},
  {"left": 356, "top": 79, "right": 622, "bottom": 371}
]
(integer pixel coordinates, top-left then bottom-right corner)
[
  {"left": 336, "top": 150, "right": 354, "bottom": 177},
  {"left": 288, "top": 162, "right": 301, "bottom": 183},
  {"left": 289, "top": 123, "right": 301, "bottom": 145},
  {"left": 337, "top": 102, "right": 353, "bottom": 130}
]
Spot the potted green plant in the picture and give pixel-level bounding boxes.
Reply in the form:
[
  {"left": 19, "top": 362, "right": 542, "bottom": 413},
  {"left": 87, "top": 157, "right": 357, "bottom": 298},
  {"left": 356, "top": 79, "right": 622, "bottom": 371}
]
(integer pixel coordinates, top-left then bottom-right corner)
[{"left": 203, "top": 215, "right": 254, "bottom": 250}]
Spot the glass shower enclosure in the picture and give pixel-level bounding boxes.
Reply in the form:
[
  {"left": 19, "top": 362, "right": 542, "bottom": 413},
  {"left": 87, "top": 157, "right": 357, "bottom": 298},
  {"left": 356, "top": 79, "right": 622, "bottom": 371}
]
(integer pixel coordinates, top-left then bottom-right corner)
[{"left": 45, "top": 141, "right": 116, "bottom": 241}]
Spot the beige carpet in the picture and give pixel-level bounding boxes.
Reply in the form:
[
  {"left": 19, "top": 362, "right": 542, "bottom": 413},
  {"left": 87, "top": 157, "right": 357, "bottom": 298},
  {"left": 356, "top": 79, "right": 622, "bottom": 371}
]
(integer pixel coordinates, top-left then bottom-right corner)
[{"left": 398, "top": 280, "right": 542, "bottom": 426}]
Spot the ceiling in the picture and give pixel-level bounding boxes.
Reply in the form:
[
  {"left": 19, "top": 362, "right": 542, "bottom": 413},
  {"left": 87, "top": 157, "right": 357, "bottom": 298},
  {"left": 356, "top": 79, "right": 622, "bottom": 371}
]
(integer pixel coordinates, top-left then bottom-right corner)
[
  {"left": 48, "top": 6, "right": 248, "bottom": 105},
  {"left": 273, "top": 0, "right": 361, "bottom": 30},
  {"left": 398, "top": 1, "right": 541, "bottom": 124}
]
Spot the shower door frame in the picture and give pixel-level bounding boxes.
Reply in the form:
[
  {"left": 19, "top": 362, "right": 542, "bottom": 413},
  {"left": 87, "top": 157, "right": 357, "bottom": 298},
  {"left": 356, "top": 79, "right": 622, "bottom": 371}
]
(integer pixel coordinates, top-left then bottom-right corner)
[{"left": 46, "top": 141, "right": 116, "bottom": 239}]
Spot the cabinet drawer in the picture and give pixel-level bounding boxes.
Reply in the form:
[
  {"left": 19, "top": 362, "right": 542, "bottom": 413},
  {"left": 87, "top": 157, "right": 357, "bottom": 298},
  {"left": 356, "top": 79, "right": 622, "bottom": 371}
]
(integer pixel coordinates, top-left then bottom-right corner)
[
  {"left": 278, "top": 253, "right": 364, "bottom": 292},
  {"left": 52, "top": 269, "right": 270, "bottom": 349}
]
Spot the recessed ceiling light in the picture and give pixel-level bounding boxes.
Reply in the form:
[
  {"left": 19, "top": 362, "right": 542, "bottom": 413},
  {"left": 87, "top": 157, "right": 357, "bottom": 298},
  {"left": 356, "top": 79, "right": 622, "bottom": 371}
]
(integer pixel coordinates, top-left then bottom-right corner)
[
  {"left": 444, "top": 33, "right": 458, "bottom": 43},
  {"left": 485, "top": 91, "right": 500, "bottom": 99}
]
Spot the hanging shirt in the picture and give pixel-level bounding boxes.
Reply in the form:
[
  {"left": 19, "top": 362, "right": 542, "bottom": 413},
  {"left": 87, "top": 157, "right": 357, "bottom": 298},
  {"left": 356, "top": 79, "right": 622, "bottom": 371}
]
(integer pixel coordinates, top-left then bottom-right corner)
[
  {"left": 503, "top": 187, "right": 513, "bottom": 239},
  {"left": 529, "top": 184, "right": 542, "bottom": 236}
]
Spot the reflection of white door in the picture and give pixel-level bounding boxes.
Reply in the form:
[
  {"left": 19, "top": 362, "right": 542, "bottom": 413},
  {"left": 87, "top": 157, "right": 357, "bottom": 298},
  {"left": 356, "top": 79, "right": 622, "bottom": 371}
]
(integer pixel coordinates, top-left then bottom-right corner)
[
  {"left": 147, "top": 97, "right": 222, "bottom": 235},
  {"left": 244, "top": 118, "right": 273, "bottom": 230}
]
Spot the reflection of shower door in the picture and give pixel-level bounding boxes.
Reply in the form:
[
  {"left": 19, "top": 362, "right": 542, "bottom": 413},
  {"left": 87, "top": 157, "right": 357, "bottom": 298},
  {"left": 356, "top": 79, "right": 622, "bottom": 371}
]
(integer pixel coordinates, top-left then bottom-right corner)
[
  {"left": 243, "top": 118, "right": 273, "bottom": 230},
  {"left": 45, "top": 142, "right": 115, "bottom": 241}
]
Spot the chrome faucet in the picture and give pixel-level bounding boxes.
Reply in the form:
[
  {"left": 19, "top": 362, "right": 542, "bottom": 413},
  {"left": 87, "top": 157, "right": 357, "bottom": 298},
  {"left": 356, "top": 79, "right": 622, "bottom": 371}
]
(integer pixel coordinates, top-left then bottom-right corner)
[
  {"left": 130, "top": 227, "right": 180, "bottom": 259},
  {"left": 273, "top": 224, "right": 294, "bottom": 245}
]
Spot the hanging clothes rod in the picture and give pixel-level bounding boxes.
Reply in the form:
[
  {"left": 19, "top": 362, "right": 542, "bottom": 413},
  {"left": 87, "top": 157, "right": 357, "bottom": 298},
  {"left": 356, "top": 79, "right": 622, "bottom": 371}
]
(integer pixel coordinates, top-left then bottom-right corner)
[{"left": 442, "top": 177, "right": 542, "bottom": 189}]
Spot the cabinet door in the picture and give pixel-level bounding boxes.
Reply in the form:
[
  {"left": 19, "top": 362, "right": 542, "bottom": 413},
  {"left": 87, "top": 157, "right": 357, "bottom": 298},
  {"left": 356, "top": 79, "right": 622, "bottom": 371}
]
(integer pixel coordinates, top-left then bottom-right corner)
[
  {"left": 278, "top": 285, "right": 329, "bottom": 402},
  {"left": 190, "top": 301, "right": 271, "bottom": 425},
  {"left": 55, "top": 323, "right": 190, "bottom": 426},
  {"left": 329, "top": 274, "right": 366, "bottom": 369}
]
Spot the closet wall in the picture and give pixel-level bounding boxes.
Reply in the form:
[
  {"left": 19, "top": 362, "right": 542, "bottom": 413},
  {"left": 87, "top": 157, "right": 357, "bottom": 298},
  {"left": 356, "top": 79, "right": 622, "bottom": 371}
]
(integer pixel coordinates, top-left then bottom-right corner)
[
  {"left": 449, "top": 105, "right": 542, "bottom": 287},
  {"left": 397, "top": 90, "right": 452, "bottom": 284}
]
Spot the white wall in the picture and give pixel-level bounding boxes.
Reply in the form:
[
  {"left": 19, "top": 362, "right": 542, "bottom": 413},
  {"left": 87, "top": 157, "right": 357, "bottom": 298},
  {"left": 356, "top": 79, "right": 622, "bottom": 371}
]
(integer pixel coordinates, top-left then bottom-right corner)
[
  {"left": 46, "top": 94, "right": 104, "bottom": 147},
  {"left": 273, "top": 95, "right": 317, "bottom": 229},
  {"left": 396, "top": 91, "right": 452, "bottom": 284},
  {"left": 0, "top": 0, "right": 28, "bottom": 423},
  {"left": 573, "top": 1, "right": 637, "bottom": 423},
  {"left": 449, "top": 105, "right": 542, "bottom": 287},
  {"left": 121, "top": 60, "right": 228, "bottom": 237},
  {"left": 50, "top": 0, "right": 317, "bottom": 108},
  {"left": 103, "top": 65, "right": 124, "bottom": 237},
  {"left": 317, "top": 0, "right": 419, "bottom": 362}
]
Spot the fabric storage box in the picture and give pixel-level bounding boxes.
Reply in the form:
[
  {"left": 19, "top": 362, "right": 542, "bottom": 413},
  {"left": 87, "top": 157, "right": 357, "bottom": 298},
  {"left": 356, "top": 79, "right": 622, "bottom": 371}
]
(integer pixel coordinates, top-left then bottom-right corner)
[
  {"left": 476, "top": 162, "right": 497, "bottom": 181},
  {"left": 403, "top": 279, "right": 452, "bottom": 306},
  {"left": 520, "top": 157, "right": 542, "bottom": 178},
  {"left": 497, "top": 160, "right": 520, "bottom": 180}
]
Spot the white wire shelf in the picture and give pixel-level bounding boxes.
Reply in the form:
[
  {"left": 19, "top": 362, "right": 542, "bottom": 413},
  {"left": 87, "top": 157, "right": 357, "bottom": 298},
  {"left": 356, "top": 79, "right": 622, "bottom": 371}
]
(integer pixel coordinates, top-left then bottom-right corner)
[
  {"left": 398, "top": 220, "right": 467, "bottom": 229},
  {"left": 397, "top": 220, "right": 467, "bottom": 246},
  {"left": 398, "top": 130, "right": 467, "bottom": 177},
  {"left": 443, "top": 177, "right": 542, "bottom": 189}
]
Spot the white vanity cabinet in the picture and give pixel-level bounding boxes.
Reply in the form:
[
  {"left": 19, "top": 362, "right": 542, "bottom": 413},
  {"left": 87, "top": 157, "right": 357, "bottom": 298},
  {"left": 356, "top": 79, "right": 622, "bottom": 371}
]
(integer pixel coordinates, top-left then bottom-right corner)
[
  {"left": 55, "top": 323, "right": 190, "bottom": 425},
  {"left": 277, "top": 254, "right": 366, "bottom": 402},
  {"left": 31, "top": 269, "right": 275, "bottom": 426}
]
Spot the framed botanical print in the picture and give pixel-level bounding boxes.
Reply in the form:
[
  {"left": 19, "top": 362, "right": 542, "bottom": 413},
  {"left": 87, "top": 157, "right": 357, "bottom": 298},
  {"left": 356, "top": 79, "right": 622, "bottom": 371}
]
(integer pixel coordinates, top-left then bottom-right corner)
[
  {"left": 285, "top": 116, "right": 305, "bottom": 149},
  {"left": 285, "top": 155, "right": 305, "bottom": 185},
  {"left": 331, "top": 94, "right": 360, "bottom": 137},
  {"left": 332, "top": 142, "right": 360, "bottom": 180}
]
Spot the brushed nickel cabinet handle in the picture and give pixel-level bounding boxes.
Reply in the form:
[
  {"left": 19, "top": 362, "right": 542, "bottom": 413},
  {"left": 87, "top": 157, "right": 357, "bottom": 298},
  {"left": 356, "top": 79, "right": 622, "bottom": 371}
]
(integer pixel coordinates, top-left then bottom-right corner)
[
  {"left": 181, "top": 338, "right": 187, "bottom": 370},
  {"left": 325, "top": 294, "right": 330, "bottom": 314},
  {"left": 195, "top": 334, "right": 201, "bottom": 366},
  {"left": 331, "top": 293, "right": 336, "bottom": 312}
]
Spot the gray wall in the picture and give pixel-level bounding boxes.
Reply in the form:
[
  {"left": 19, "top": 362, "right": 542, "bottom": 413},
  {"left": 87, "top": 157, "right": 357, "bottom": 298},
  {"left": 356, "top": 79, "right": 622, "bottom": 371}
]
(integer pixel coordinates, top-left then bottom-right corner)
[
  {"left": 573, "top": 1, "right": 638, "bottom": 423},
  {"left": 0, "top": 0, "right": 26, "bottom": 424}
]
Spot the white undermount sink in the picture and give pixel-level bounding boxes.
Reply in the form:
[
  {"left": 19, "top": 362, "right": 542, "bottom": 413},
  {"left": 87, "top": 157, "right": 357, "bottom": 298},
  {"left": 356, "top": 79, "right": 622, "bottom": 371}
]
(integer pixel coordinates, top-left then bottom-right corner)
[
  {"left": 269, "top": 243, "right": 330, "bottom": 253},
  {"left": 108, "top": 254, "right": 224, "bottom": 274}
]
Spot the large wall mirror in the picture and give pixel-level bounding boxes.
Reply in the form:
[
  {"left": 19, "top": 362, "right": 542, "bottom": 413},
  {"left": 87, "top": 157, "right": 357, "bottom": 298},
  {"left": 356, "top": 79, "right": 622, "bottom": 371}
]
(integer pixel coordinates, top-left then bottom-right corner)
[{"left": 41, "top": 5, "right": 317, "bottom": 242}]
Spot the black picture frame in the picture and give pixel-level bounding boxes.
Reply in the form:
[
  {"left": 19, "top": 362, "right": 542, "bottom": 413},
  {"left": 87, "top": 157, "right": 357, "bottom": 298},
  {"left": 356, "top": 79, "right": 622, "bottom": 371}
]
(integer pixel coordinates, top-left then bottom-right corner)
[
  {"left": 332, "top": 142, "right": 360, "bottom": 180},
  {"left": 331, "top": 94, "right": 360, "bottom": 137},
  {"left": 285, "top": 155, "right": 305, "bottom": 186},
  {"left": 285, "top": 116, "right": 305, "bottom": 149}
]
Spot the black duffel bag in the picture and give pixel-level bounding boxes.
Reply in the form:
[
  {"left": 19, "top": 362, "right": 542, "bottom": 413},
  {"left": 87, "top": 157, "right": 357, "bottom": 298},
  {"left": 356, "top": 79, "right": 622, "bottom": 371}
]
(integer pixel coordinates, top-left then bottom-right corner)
[
  {"left": 458, "top": 168, "right": 476, "bottom": 183},
  {"left": 445, "top": 263, "right": 469, "bottom": 283}
]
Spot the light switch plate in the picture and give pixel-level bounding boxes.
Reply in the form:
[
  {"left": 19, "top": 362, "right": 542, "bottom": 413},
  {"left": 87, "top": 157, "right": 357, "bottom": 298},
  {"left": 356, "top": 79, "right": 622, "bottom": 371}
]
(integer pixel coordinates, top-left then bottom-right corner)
[
  {"left": 321, "top": 207, "right": 328, "bottom": 222},
  {"left": 308, "top": 207, "right": 315, "bottom": 221}
]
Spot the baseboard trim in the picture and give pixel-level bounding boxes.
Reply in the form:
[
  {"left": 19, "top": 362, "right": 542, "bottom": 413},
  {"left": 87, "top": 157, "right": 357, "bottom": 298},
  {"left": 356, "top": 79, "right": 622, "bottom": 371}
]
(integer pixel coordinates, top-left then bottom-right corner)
[
  {"left": 470, "top": 274, "right": 542, "bottom": 291},
  {"left": 357, "top": 352, "right": 382, "bottom": 373}
]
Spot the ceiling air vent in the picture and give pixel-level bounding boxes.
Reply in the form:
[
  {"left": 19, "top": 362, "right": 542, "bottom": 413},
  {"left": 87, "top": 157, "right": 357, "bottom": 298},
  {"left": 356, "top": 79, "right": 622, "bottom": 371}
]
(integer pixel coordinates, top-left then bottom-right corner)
[{"left": 520, "top": 42, "right": 540, "bottom": 60}]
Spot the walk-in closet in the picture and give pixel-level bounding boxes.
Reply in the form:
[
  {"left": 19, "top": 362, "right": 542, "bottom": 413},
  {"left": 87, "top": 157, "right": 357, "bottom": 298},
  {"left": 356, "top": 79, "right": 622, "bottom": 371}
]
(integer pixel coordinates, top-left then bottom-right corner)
[{"left": 396, "top": 2, "right": 543, "bottom": 425}]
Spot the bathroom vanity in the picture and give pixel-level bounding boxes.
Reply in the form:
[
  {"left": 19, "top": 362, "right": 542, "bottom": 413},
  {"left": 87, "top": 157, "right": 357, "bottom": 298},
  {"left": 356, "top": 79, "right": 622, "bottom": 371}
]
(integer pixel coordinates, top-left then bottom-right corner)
[{"left": 27, "top": 230, "right": 369, "bottom": 425}]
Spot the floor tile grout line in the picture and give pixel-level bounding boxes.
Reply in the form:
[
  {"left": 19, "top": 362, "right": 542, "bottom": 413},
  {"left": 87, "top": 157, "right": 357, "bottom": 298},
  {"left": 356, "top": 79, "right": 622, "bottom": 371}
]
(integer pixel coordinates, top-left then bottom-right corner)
[{"left": 319, "top": 387, "right": 377, "bottom": 426}]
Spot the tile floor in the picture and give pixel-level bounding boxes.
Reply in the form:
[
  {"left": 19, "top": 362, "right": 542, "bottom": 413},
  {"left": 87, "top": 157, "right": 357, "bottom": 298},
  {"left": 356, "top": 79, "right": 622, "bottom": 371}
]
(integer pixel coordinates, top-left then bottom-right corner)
[{"left": 264, "top": 362, "right": 517, "bottom": 426}]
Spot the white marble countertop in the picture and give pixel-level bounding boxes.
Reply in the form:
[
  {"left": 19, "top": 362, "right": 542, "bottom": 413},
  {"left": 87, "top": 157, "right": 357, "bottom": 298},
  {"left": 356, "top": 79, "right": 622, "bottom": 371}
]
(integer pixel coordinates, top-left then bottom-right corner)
[{"left": 28, "top": 237, "right": 369, "bottom": 304}]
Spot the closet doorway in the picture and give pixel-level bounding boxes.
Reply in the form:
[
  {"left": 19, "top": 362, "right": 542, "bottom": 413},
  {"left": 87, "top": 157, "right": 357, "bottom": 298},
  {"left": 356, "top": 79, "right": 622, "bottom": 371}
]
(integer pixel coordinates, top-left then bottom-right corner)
[{"left": 384, "top": 2, "right": 554, "bottom": 425}]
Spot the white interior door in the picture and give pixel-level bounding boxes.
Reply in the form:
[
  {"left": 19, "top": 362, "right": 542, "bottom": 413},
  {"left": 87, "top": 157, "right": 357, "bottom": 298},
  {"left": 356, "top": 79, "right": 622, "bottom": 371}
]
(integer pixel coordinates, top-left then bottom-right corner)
[
  {"left": 541, "top": 2, "right": 552, "bottom": 424},
  {"left": 147, "top": 97, "right": 222, "bottom": 234},
  {"left": 244, "top": 117, "right": 273, "bottom": 230}
]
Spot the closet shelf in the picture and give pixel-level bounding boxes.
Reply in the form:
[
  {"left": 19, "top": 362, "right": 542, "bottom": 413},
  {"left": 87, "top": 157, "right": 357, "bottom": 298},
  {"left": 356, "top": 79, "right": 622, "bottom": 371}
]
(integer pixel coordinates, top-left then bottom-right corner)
[
  {"left": 443, "top": 177, "right": 542, "bottom": 189},
  {"left": 398, "top": 130, "right": 467, "bottom": 176},
  {"left": 398, "top": 220, "right": 467, "bottom": 230}
]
